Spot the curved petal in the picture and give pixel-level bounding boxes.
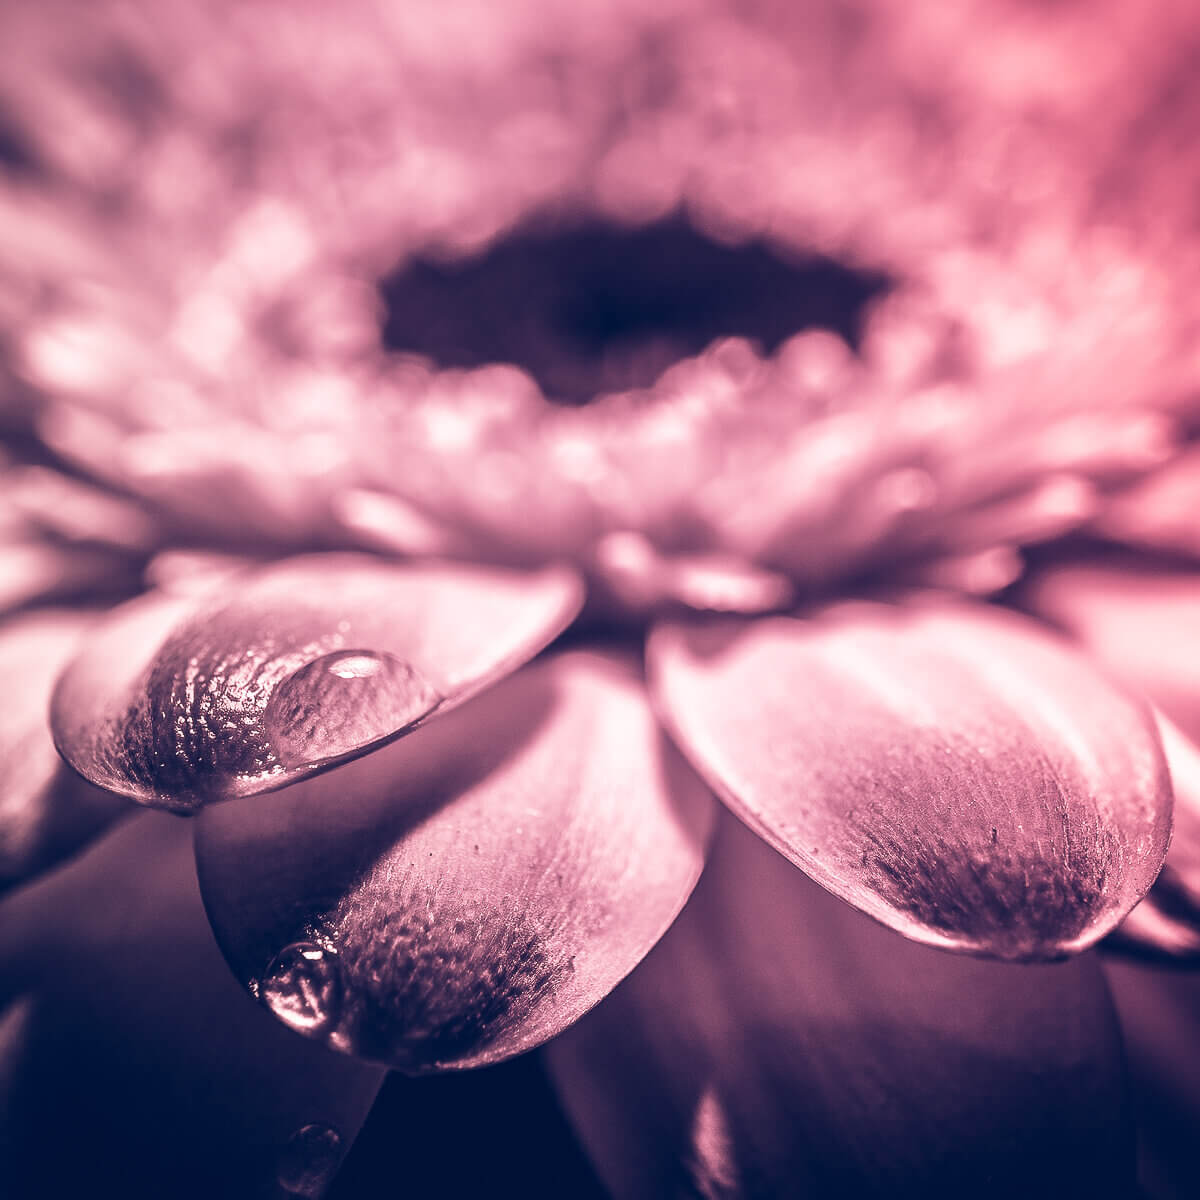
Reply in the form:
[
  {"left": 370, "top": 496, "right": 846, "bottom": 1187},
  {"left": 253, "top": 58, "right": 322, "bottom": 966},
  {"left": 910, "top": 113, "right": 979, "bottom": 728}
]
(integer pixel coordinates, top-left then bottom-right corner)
[
  {"left": 1093, "top": 445, "right": 1200, "bottom": 559},
  {"left": 50, "top": 554, "right": 584, "bottom": 810},
  {"left": 1110, "top": 715, "right": 1200, "bottom": 961},
  {"left": 194, "top": 650, "right": 715, "bottom": 1074},
  {"left": 1023, "top": 562, "right": 1200, "bottom": 959},
  {"left": 648, "top": 600, "right": 1171, "bottom": 960},
  {"left": 0, "top": 538, "right": 140, "bottom": 616},
  {"left": 0, "top": 610, "right": 130, "bottom": 891},
  {"left": 0, "top": 813, "right": 384, "bottom": 1200},
  {"left": 546, "top": 812, "right": 1134, "bottom": 1200},
  {"left": 1023, "top": 561, "right": 1200, "bottom": 745}
]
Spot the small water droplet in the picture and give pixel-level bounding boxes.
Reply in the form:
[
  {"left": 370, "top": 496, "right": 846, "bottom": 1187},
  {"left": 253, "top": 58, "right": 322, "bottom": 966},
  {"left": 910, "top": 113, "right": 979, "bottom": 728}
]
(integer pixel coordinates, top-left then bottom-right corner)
[
  {"left": 276, "top": 1123, "right": 343, "bottom": 1197},
  {"left": 264, "top": 649, "right": 440, "bottom": 768},
  {"left": 260, "top": 942, "right": 342, "bottom": 1036}
]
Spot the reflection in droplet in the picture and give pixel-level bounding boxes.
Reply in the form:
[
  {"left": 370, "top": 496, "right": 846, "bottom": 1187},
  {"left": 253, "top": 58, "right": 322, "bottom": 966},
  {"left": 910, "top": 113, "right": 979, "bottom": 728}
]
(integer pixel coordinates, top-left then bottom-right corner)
[
  {"left": 276, "top": 1123, "right": 344, "bottom": 1198},
  {"left": 264, "top": 649, "right": 440, "bottom": 768},
  {"left": 260, "top": 942, "right": 342, "bottom": 1036}
]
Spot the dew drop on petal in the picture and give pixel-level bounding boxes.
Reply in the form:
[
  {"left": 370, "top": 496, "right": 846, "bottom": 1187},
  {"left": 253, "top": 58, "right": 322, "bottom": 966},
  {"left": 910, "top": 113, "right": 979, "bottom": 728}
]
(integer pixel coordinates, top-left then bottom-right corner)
[
  {"left": 276, "top": 1123, "right": 344, "bottom": 1198},
  {"left": 264, "top": 650, "right": 441, "bottom": 769},
  {"left": 196, "top": 650, "right": 715, "bottom": 1073},
  {"left": 259, "top": 942, "right": 343, "bottom": 1036}
]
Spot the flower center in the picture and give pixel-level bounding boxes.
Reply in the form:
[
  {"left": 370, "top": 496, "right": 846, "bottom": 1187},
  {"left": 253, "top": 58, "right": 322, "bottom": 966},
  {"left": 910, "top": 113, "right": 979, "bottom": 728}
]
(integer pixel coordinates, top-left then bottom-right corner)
[{"left": 378, "top": 214, "right": 892, "bottom": 404}]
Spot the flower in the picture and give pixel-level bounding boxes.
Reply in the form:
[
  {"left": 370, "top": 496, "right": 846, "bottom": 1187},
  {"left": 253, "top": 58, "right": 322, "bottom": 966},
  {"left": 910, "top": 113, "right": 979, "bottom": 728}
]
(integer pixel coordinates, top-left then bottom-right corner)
[{"left": 3, "top": 1, "right": 1200, "bottom": 1198}]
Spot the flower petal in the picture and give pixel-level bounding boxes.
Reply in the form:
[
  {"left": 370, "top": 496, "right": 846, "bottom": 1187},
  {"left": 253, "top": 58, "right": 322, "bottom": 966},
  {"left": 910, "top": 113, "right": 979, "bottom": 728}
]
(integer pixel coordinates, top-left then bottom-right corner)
[
  {"left": 50, "top": 554, "right": 584, "bottom": 810},
  {"left": 1023, "top": 560, "right": 1200, "bottom": 747},
  {"left": 546, "top": 812, "right": 1134, "bottom": 1200},
  {"left": 648, "top": 601, "right": 1171, "bottom": 960},
  {"left": 1023, "top": 562, "right": 1200, "bottom": 959},
  {"left": 1110, "top": 715, "right": 1200, "bottom": 961},
  {"left": 0, "top": 812, "right": 384, "bottom": 1200},
  {"left": 0, "top": 610, "right": 130, "bottom": 891},
  {"left": 194, "top": 649, "right": 715, "bottom": 1073},
  {"left": 1093, "top": 445, "right": 1200, "bottom": 559},
  {"left": 0, "top": 538, "right": 139, "bottom": 616}
]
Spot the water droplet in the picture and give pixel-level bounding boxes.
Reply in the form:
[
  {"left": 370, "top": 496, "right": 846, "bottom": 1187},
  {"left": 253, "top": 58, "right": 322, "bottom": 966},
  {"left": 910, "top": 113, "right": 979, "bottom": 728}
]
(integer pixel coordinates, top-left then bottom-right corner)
[
  {"left": 264, "top": 649, "right": 440, "bottom": 768},
  {"left": 276, "top": 1123, "right": 343, "bottom": 1197},
  {"left": 260, "top": 942, "right": 342, "bottom": 1036}
]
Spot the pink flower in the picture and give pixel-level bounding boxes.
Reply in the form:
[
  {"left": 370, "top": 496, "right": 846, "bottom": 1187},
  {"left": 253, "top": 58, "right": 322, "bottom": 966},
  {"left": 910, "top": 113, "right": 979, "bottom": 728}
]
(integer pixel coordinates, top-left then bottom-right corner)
[{"left": 2, "top": 2, "right": 1200, "bottom": 1197}]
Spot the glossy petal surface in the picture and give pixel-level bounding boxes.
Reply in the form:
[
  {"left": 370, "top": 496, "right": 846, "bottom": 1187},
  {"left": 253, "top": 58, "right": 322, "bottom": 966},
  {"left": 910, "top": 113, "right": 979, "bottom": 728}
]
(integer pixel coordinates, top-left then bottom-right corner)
[
  {"left": 1025, "top": 563, "right": 1200, "bottom": 959},
  {"left": 0, "top": 813, "right": 384, "bottom": 1200},
  {"left": 547, "top": 813, "right": 1134, "bottom": 1200},
  {"left": 0, "top": 610, "right": 130, "bottom": 890},
  {"left": 50, "top": 554, "right": 583, "bottom": 810},
  {"left": 649, "top": 601, "right": 1171, "bottom": 960},
  {"left": 1112, "top": 716, "right": 1200, "bottom": 961},
  {"left": 195, "top": 650, "right": 714, "bottom": 1073}
]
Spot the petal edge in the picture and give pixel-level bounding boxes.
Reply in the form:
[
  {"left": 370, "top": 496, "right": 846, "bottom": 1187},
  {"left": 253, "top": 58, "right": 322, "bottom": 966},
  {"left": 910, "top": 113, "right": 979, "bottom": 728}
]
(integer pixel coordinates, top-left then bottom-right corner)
[{"left": 648, "top": 601, "right": 1171, "bottom": 961}]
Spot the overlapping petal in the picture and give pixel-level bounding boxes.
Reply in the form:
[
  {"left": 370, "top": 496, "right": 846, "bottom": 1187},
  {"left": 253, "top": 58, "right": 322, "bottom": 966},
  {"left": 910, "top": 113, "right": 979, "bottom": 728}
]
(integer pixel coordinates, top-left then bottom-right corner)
[
  {"left": 649, "top": 600, "right": 1171, "bottom": 960},
  {"left": 0, "top": 812, "right": 384, "bottom": 1200},
  {"left": 1025, "top": 562, "right": 1200, "bottom": 960},
  {"left": 546, "top": 813, "right": 1134, "bottom": 1199},
  {"left": 1107, "top": 716, "right": 1200, "bottom": 962},
  {"left": 1024, "top": 561, "right": 1200, "bottom": 745},
  {"left": 194, "top": 649, "right": 715, "bottom": 1073},
  {"left": 0, "top": 610, "right": 130, "bottom": 890},
  {"left": 50, "top": 554, "right": 583, "bottom": 810},
  {"left": 1093, "top": 445, "right": 1200, "bottom": 559}
]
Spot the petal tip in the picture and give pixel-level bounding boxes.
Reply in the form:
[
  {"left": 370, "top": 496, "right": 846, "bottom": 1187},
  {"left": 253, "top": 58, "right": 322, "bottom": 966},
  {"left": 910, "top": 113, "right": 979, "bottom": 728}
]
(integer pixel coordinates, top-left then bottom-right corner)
[
  {"left": 49, "top": 556, "right": 587, "bottom": 811},
  {"left": 649, "top": 603, "right": 1172, "bottom": 963}
]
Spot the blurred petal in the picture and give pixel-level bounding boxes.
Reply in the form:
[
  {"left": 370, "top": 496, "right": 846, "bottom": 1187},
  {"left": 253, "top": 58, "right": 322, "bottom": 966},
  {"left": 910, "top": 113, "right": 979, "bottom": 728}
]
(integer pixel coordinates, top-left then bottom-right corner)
[
  {"left": 144, "top": 548, "right": 274, "bottom": 597},
  {"left": 649, "top": 601, "right": 1171, "bottom": 960},
  {"left": 1103, "top": 958, "right": 1200, "bottom": 1200},
  {"left": 195, "top": 650, "right": 715, "bottom": 1073},
  {"left": 0, "top": 538, "right": 138, "bottom": 615},
  {"left": 590, "top": 531, "right": 795, "bottom": 618},
  {"left": 0, "top": 610, "right": 130, "bottom": 891},
  {"left": 1024, "top": 560, "right": 1200, "bottom": 747},
  {"left": 51, "top": 554, "right": 584, "bottom": 810},
  {"left": 1110, "top": 715, "right": 1200, "bottom": 961},
  {"left": 0, "top": 464, "right": 162, "bottom": 553},
  {"left": 1093, "top": 445, "right": 1200, "bottom": 559},
  {"left": 0, "top": 812, "right": 384, "bottom": 1200},
  {"left": 547, "top": 813, "right": 1134, "bottom": 1200}
]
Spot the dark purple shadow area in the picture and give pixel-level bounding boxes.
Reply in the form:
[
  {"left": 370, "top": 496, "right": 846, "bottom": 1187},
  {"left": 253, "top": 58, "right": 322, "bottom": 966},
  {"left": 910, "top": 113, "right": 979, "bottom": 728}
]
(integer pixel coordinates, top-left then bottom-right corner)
[
  {"left": 0, "top": 108, "right": 38, "bottom": 176},
  {"left": 380, "top": 214, "right": 892, "bottom": 403},
  {"left": 327, "top": 1056, "right": 607, "bottom": 1200},
  {"left": 0, "top": 763, "right": 133, "bottom": 897}
]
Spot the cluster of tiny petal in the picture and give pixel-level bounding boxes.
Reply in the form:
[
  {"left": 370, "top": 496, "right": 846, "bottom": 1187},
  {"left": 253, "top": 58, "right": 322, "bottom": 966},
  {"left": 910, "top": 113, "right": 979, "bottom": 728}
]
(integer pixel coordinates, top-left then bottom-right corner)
[{"left": 3, "top": 0, "right": 1200, "bottom": 614}]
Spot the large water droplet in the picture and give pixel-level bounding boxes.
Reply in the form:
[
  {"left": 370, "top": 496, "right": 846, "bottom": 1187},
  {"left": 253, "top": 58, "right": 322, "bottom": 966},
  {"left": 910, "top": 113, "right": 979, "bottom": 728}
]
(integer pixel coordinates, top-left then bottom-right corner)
[
  {"left": 264, "top": 649, "right": 440, "bottom": 769},
  {"left": 276, "top": 1123, "right": 344, "bottom": 1197},
  {"left": 260, "top": 942, "right": 342, "bottom": 1036}
]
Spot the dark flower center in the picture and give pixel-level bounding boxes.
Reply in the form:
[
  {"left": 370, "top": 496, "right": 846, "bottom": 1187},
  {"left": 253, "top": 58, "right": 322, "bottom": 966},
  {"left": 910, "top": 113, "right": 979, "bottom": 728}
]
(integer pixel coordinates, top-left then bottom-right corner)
[{"left": 379, "top": 214, "right": 892, "bottom": 404}]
